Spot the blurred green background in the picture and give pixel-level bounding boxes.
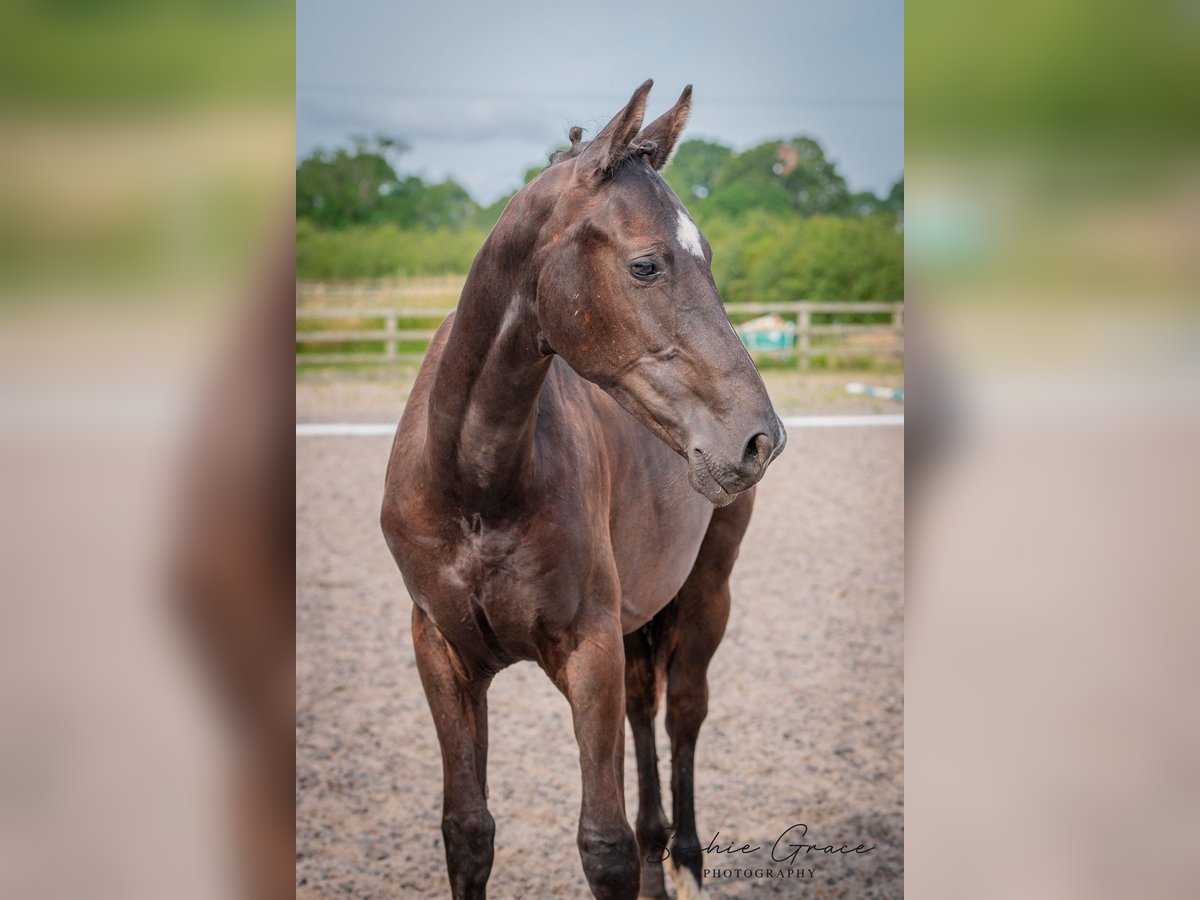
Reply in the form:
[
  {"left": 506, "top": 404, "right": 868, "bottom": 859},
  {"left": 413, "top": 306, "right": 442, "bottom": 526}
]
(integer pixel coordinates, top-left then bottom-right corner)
[
  {"left": 0, "top": 0, "right": 293, "bottom": 305},
  {"left": 906, "top": 0, "right": 1199, "bottom": 308},
  {"left": 295, "top": 134, "right": 904, "bottom": 304}
]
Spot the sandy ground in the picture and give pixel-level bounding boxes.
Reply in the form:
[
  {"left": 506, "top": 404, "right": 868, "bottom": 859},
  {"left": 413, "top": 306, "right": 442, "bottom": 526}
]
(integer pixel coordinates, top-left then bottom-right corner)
[{"left": 296, "top": 378, "right": 903, "bottom": 898}]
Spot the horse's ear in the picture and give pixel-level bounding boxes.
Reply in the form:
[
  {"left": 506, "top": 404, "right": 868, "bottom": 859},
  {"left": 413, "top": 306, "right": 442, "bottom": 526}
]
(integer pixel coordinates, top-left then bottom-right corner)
[
  {"left": 634, "top": 84, "right": 692, "bottom": 171},
  {"left": 577, "top": 79, "right": 653, "bottom": 179}
]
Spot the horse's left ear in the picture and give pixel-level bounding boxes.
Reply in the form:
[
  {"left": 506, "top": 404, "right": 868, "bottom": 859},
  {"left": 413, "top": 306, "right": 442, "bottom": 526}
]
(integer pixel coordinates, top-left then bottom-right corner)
[
  {"left": 577, "top": 79, "right": 653, "bottom": 179},
  {"left": 634, "top": 84, "right": 692, "bottom": 171}
]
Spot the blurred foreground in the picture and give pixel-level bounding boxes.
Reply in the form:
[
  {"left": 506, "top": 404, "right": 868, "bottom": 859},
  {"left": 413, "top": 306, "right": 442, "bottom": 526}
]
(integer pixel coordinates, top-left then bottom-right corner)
[
  {"left": 907, "top": 2, "right": 1200, "bottom": 897},
  {"left": 0, "top": 3, "right": 295, "bottom": 899}
]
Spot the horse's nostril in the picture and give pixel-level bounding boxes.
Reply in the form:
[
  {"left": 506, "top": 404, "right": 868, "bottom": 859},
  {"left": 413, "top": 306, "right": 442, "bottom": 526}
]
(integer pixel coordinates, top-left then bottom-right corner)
[{"left": 743, "top": 432, "right": 773, "bottom": 472}]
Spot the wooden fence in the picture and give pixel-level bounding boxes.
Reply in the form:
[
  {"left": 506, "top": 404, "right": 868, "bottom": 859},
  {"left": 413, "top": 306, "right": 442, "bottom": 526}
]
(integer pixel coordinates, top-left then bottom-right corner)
[{"left": 296, "top": 300, "right": 904, "bottom": 369}]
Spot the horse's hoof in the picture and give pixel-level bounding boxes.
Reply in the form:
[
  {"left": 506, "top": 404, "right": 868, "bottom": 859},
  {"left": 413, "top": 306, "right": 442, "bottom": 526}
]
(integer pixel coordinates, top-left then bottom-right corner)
[{"left": 664, "top": 856, "right": 707, "bottom": 900}]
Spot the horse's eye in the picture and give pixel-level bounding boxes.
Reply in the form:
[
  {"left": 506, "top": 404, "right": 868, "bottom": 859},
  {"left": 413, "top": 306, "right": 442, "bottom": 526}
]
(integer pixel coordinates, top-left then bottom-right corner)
[{"left": 631, "top": 259, "right": 659, "bottom": 279}]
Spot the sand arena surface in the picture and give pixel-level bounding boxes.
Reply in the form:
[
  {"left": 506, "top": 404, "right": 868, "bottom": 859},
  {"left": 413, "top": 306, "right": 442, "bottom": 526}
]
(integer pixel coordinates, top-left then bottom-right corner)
[{"left": 297, "top": 381, "right": 903, "bottom": 898}]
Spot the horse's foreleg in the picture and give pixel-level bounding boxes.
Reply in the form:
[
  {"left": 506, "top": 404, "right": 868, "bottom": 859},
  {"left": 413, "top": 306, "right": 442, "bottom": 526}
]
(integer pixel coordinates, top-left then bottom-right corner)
[
  {"left": 412, "top": 605, "right": 494, "bottom": 900},
  {"left": 549, "top": 620, "right": 641, "bottom": 900}
]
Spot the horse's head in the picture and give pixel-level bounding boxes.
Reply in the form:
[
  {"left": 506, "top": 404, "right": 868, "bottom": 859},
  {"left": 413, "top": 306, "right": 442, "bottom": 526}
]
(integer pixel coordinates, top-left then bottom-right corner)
[{"left": 531, "top": 80, "right": 785, "bottom": 506}]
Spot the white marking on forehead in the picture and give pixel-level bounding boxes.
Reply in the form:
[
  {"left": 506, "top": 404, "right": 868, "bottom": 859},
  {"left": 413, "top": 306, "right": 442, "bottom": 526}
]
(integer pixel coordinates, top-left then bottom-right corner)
[{"left": 675, "top": 210, "right": 705, "bottom": 259}]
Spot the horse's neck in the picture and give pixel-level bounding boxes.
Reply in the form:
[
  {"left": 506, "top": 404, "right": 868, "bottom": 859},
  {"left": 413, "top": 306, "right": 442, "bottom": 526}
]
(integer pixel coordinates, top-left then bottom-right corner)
[{"left": 426, "top": 241, "right": 550, "bottom": 508}]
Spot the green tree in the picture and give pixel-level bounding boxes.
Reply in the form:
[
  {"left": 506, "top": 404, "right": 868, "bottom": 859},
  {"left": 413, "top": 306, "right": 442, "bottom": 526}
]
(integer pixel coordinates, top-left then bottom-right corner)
[
  {"left": 704, "top": 137, "right": 851, "bottom": 219},
  {"left": 390, "top": 176, "right": 477, "bottom": 229},
  {"left": 297, "top": 135, "right": 480, "bottom": 230},
  {"left": 885, "top": 176, "right": 903, "bottom": 216},
  {"left": 662, "top": 139, "right": 735, "bottom": 206},
  {"left": 296, "top": 138, "right": 405, "bottom": 229},
  {"left": 843, "top": 190, "right": 886, "bottom": 216}
]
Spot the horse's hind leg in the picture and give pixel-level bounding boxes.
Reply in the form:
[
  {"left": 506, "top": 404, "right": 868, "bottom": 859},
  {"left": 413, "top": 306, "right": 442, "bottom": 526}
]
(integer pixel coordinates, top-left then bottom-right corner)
[
  {"left": 665, "top": 488, "right": 755, "bottom": 899},
  {"left": 623, "top": 605, "right": 676, "bottom": 899},
  {"left": 412, "top": 606, "right": 495, "bottom": 900}
]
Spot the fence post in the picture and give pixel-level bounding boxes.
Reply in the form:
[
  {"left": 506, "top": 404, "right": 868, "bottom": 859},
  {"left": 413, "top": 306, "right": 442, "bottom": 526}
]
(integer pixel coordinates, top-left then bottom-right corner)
[
  {"left": 797, "top": 306, "right": 811, "bottom": 370},
  {"left": 385, "top": 310, "right": 397, "bottom": 363}
]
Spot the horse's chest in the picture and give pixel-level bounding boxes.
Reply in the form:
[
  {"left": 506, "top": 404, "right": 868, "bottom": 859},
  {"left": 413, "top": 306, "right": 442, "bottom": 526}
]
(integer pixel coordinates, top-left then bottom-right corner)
[{"left": 400, "top": 519, "right": 577, "bottom": 660}]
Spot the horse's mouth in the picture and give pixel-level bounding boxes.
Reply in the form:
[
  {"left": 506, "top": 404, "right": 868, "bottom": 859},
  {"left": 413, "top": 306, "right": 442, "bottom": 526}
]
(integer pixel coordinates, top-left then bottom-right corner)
[{"left": 687, "top": 450, "right": 738, "bottom": 507}]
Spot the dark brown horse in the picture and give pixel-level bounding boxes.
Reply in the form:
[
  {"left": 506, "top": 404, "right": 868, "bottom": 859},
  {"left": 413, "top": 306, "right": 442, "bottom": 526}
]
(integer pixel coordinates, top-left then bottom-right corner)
[{"left": 381, "top": 80, "right": 784, "bottom": 900}]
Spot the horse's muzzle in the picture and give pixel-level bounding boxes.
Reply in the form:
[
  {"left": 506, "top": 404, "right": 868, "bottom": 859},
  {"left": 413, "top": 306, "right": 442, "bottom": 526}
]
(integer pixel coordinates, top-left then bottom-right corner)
[{"left": 686, "top": 416, "right": 786, "bottom": 506}]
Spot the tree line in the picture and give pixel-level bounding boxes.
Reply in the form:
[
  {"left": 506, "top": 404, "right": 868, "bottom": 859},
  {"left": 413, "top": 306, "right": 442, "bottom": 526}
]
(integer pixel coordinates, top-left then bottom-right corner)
[{"left": 296, "top": 134, "right": 902, "bottom": 303}]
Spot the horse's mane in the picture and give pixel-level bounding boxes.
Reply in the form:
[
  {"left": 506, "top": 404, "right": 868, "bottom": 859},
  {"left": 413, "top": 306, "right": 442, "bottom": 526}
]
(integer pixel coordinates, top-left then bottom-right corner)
[{"left": 547, "top": 126, "right": 587, "bottom": 165}]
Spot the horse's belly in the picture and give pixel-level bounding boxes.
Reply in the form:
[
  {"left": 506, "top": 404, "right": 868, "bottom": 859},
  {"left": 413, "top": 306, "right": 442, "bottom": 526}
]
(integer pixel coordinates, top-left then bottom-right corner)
[{"left": 612, "top": 489, "right": 713, "bottom": 633}]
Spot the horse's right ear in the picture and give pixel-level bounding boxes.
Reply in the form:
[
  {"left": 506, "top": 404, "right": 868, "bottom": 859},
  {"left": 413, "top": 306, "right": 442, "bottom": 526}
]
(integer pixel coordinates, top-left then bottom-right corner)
[
  {"left": 577, "top": 79, "right": 653, "bottom": 179},
  {"left": 634, "top": 84, "right": 692, "bottom": 170}
]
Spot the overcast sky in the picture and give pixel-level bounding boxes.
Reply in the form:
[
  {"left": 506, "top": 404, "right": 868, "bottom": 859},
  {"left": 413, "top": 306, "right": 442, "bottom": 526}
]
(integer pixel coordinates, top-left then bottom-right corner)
[{"left": 298, "top": 0, "right": 903, "bottom": 204}]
